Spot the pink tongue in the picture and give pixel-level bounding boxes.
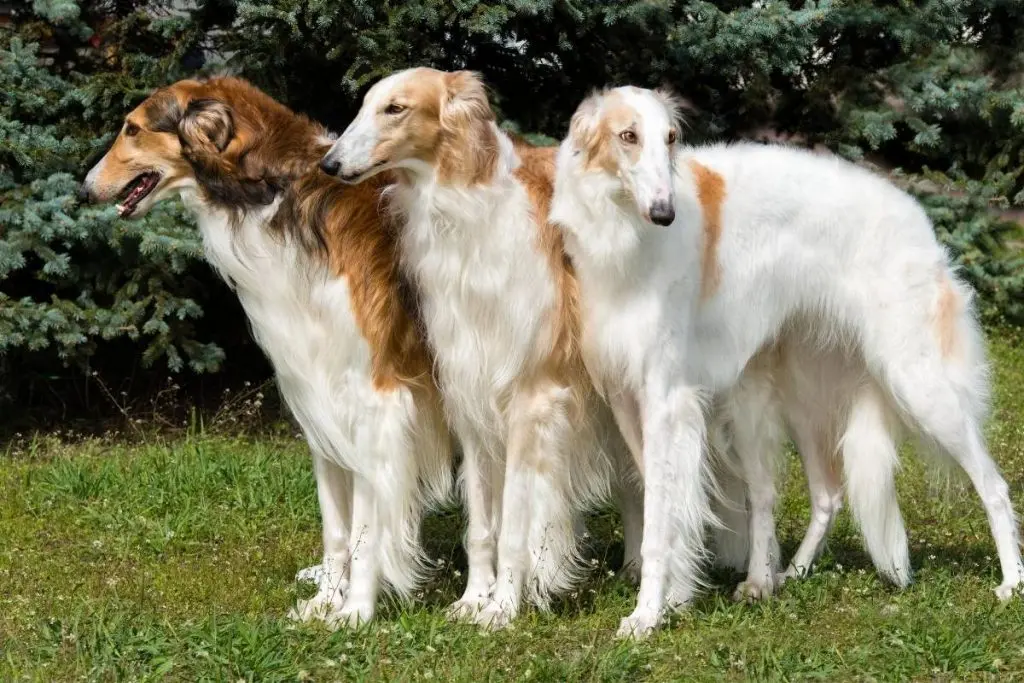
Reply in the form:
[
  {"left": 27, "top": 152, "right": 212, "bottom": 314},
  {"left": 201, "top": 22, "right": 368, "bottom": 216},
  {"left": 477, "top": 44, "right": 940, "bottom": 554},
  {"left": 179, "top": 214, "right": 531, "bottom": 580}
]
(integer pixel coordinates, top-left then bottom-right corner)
[{"left": 125, "top": 177, "right": 151, "bottom": 210}]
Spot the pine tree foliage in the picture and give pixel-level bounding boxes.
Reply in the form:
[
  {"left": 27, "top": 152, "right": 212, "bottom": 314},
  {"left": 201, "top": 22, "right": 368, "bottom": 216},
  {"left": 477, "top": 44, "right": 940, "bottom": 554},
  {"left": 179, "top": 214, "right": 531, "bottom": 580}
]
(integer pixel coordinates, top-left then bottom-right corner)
[
  {"left": 3, "top": 0, "right": 1022, "bottom": 409},
  {"left": 2, "top": 3, "right": 222, "bottom": 393}
]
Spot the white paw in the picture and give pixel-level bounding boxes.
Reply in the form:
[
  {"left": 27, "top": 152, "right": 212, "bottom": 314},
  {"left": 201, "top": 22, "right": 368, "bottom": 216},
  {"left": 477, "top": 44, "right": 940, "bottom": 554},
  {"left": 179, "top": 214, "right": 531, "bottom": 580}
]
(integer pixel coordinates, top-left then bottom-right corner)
[
  {"left": 777, "top": 568, "right": 800, "bottom": 588},
  {"left": 995, "top": 581, "right": 1021, "bottom": 602},
  {"left": 732, "top": 577, "right": 777, "bottom": 603},
  {"left": 616, "top": 608, "right": 662, "bottom": 639},
  {"left": 295, "top": 564, "right": 324, "bottom": 584},
  {"left": 472, "top": 600, "right": 517, "bottom": 630},
  {"left": 327, "top": 602, "right": 375, "bottom": 629},
  {"left": 446, "top": 595, "right": 491, "bottom": 622},
  {"left": 781, "top": 564, "right": 807, "bottom": 582},
  {"left": 289, "top": 593, "right": 345, "bottom": 625}
]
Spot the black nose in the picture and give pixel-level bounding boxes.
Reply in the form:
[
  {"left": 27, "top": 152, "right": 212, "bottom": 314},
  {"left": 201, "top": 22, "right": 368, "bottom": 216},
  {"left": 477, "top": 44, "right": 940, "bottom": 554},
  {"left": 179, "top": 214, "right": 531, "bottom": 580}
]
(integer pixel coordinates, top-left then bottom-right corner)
[
  {"left": 319, "top": 157, "right": 341, "bottom": 176},
  {"left": 649, "top": 200, "right": 675, "bottom": 226},
  {"left": 77, "top": 183, "right": 93, "bottom": 203}
]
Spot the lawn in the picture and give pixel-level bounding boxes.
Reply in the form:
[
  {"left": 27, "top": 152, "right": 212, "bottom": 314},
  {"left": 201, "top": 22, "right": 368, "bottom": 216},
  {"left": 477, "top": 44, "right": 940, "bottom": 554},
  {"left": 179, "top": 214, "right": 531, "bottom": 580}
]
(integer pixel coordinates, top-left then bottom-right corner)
[{"left": 2, "top": 330, "right": 1024, "bottom": 682}]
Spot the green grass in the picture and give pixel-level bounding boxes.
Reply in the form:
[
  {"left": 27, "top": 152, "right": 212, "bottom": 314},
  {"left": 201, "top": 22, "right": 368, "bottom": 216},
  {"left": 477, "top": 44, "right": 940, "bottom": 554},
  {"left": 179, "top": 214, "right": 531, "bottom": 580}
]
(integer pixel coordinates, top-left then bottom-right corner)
[{"left": 3, "top": 330, "right": 1024, "bottom": 682}]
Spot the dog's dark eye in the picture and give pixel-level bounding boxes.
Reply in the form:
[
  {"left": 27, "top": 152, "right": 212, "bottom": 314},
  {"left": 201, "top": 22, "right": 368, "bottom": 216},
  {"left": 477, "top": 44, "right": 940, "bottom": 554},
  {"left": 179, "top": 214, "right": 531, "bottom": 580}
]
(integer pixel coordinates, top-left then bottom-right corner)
[
  {"left": 620, "top": 130, "right": 638, "bottom": 145},
  {"left": 384, "top": 103, "right": 407, "bottom": 115},
  {"left": 124, "top": 122, "right": 140, "bottom": 137},
  {"left": 667, "top": 129, "right": 677, "bottom": 144}
]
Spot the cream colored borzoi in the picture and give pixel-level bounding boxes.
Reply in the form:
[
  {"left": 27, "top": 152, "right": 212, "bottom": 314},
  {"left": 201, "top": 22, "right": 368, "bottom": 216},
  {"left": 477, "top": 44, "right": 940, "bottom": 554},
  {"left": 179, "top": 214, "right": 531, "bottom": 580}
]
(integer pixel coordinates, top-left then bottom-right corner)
[
  {"left": 550, "top": 85, "right": 1023, "bottom": 637},
  {"left": 320, "top": 68, "right": 634, "bottom": 628}
]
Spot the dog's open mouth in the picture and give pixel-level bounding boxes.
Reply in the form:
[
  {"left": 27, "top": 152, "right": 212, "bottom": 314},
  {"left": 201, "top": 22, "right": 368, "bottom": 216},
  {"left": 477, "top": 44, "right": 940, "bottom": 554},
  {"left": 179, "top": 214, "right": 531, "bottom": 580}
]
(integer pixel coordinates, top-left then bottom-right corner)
[{"left": 116, "top": 172, "right": 161, "bottom": 217}]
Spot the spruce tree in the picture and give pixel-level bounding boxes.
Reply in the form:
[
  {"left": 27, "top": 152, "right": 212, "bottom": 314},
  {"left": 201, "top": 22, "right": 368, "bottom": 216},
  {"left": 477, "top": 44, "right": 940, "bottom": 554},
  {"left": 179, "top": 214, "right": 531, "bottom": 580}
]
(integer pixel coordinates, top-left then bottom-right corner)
[{"left": 3, "top": 0, "right": 1021, "bottom": 413}]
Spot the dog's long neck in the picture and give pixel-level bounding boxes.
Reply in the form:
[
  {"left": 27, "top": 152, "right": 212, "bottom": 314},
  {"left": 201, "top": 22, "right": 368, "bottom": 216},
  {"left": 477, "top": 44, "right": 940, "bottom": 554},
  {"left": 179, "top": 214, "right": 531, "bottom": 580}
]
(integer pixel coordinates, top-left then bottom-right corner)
[{"left": 551, "top": 144, "right": 647, "bottom": 273}]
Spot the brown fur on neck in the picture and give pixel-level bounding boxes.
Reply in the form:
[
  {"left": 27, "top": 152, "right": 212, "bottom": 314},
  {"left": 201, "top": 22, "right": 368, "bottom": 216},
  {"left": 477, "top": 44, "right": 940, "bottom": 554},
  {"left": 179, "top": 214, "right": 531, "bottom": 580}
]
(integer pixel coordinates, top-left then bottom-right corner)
[
  {"left": 512, "top": 139, "right": 589, "bottom": 415},
  {"left": 139, "top": 77, "right": 435, "bottom": 394}
]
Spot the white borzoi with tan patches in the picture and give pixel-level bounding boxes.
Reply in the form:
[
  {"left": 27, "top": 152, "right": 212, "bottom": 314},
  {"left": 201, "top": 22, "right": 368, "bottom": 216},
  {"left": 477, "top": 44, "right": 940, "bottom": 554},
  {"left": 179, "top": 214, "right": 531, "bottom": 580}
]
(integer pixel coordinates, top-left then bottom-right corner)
[
  {"left": 320, "top": 67, "right": 634, "bottom": 628},
  {"left": 550, "top": 85, "right": 1023, "bottom": 636},
  {"left": 80, "top": 77, "right": 453, "bottom": 627}
]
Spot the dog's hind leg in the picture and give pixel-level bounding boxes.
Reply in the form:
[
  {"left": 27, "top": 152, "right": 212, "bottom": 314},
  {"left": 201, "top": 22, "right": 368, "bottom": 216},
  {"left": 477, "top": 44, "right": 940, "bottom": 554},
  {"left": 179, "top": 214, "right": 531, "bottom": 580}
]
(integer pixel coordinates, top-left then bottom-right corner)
[
  {"left": 728, "top": 379, "right": 786, "bottom": 602},
  {"left": 781, "top": 416, "right": 843, "bottom": 582},
  {"left": 863, "top": 293, "right": 1023, "bottom": 599}
]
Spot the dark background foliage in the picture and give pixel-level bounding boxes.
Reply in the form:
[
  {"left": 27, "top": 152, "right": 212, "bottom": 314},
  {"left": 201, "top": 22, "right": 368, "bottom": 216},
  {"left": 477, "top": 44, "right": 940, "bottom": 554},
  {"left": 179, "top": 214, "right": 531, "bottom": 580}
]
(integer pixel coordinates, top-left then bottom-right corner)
[{"left": 2, "top": 0, "right": 1022, "bottom": 425}]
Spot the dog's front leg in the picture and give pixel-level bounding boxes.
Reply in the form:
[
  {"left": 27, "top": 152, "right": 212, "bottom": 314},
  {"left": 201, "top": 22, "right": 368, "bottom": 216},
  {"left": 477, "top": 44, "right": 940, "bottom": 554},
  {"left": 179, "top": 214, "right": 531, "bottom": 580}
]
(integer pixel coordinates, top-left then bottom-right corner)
[
  {"left": 477, "top": 381, "right": 579, "bottom": 629},
  {"left": 291, "top": 453, "right": 352, "bottom": 624},
  {"left": 330, "top": 473, "right": 380, "bottom": 627},
  {"left": 448, "top": 427, "right": 500, "bottom": 620},
  {"left": 618, "top": 379, "right": 708, "bottom": 639},
  {"left": 608, "top": 391, "right": 645, "bottom": 583}
]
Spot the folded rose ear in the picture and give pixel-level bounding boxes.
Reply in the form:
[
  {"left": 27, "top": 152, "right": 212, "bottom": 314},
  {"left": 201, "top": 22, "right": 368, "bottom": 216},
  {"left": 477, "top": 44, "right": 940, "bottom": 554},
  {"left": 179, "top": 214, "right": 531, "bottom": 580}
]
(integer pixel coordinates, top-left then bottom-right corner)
[
  {"left": 440, "top": 71, "right": 494, "bottom": 132},
  {"left": 178, "top": 98, "right": 235, "bottom": 153},
  {"left": 568, "top": 91, "right": 604, "bottom": 163},
  {"left": 653, "top": 86, "right": 694, "bottom": 133}
]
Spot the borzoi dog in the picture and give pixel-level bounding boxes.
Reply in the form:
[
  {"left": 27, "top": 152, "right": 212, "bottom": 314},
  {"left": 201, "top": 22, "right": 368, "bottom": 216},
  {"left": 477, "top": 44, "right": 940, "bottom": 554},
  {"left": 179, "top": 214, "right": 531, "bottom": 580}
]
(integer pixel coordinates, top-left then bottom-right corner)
[
  {"left": 320, "top": 68, "right": 633, "bottom": 628},
  {"left": 550, "top": 85, "right": 1023, "bottom": 636},
  {"left": 80, "top": 77, "right": 453, "bottom": 626}
]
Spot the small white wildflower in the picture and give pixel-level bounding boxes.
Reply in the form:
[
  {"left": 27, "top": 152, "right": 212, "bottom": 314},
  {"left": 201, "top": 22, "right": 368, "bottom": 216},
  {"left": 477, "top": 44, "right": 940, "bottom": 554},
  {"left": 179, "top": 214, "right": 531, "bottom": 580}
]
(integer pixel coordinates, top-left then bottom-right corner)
[{"left": 453, "top": 569, "right": 462, "bottom": 578}]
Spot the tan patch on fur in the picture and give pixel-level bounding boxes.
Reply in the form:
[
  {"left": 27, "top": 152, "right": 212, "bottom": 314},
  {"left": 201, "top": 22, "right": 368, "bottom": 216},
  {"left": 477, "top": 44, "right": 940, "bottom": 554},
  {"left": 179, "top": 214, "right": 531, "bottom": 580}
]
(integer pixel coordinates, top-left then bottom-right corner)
[
  {"left": 437, "top": 71, "right": 498, "bottom": 186},
  {"left": 570, "top": 91, "right": 640, "bottom": 174},
  {"left": 96, "top": 77, "right": 438, "bottom": 399},
  {"left": 687, "top": 160, "right": 727, "bottom": 301},
  {"left": 933, "top": 274, "right": 962, "bottom": 359},
  {"left": 512, "top": 139, "right": 590, "bottom": 426},
  {"left": 365, "top": 69, "right": 445, "bottom": 179},
  {"left": 366, "top": 68, "right": 497, "bottom": 187}
]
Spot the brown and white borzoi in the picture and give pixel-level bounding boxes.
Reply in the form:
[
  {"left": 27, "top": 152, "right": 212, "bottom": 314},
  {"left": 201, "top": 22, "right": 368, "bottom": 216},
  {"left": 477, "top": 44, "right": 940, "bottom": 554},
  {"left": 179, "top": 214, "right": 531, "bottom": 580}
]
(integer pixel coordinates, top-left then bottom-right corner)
[
  {"left": 80, "top": 77, "right": 453, "bottom": 627},
  {"left": 320, "top": 68, "right": 638, "bottom": 628}
]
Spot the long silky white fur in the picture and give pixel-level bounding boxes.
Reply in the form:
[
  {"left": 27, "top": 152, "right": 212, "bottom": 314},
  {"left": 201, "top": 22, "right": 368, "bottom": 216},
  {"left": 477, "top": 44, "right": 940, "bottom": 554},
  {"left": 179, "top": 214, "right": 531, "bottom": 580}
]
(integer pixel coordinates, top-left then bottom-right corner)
[
  {"left": 551, "top": 86, "right": 1023, "bottom": 635},
  {"left": 381, "top": 128, "right": 621, "bottom": 622},
  {"left": 186, "top": 193, "right": 453, "bottom": 625}
]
